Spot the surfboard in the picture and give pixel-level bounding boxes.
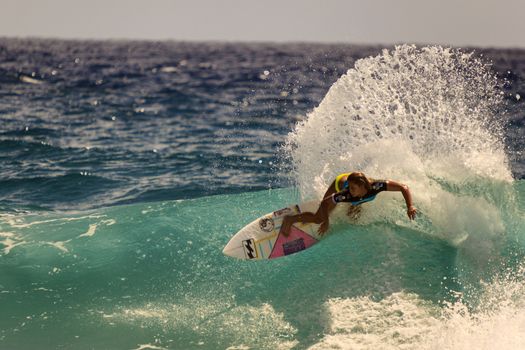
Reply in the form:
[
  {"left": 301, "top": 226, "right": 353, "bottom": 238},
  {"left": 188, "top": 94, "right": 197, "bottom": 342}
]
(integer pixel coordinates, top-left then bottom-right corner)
[{"left": 223, "top": 201, "right": 322, "bottom": 260}]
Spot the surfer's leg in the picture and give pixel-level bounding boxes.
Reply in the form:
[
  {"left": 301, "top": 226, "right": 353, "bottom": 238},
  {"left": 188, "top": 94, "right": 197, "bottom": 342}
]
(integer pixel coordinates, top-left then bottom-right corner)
[
  {"left": 280, "top": 212, "right": 318, "bottom": 237},
  {"left": 280, "top": 197, "right": 336, "bottom": 236},
  {"left": 280, "top": 180, "right": 338, "bottom": 236}
]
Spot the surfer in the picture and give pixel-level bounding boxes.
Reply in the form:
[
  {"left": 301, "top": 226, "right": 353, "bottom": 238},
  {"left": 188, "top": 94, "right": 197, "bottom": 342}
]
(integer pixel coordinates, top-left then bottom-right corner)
[{"left": 280, "top": 172, "right": 417, "bottom": 236}]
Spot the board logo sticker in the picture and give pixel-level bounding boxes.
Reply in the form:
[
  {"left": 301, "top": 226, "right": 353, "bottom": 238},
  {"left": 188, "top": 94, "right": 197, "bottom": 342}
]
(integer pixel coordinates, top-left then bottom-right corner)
[
  {"left": 372, "top": 181, "right": 386, "bottom": 191},
  {"left": 242, "top": 238, "right": 257, "bottom": 259},
  {"left": 259, "top": 217, "right": 274, "bottom": 232},
  {"left": 282, "top": 238, "right": 306, "bottom": 256}
]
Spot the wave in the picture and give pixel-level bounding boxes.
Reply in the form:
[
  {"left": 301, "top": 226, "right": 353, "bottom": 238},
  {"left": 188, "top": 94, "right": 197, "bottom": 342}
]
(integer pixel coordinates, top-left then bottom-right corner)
[
  {"left": 1, "top": 183, "right": 524, "bottom": 349},
  {"left": 284, "top": 45, "right": 516, "bottom": 251},
  {"left": 1, "top": 43, "right": 524, "bottom": 349}
]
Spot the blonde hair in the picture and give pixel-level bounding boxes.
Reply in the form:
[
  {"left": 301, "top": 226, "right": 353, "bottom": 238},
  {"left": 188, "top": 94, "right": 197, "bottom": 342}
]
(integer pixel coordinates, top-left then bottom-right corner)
[{"left": 347, "top": 172, "right": 372, "bottom": 191}]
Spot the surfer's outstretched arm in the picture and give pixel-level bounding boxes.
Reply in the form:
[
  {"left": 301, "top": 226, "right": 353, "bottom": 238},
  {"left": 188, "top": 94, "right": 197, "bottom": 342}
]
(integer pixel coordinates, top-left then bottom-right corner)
[{"left": 385, "top": 180, "right": 417, "bottom": 220}]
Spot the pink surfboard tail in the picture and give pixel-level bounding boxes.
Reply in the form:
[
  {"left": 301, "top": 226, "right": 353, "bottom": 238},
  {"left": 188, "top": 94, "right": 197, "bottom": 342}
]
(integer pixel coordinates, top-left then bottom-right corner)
[{"left": 269, "top": 225, "right": 318, "bottom": 259}]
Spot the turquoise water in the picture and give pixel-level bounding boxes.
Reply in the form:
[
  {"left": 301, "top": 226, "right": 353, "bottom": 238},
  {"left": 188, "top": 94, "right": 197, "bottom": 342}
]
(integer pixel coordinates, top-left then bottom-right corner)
[{"left": 1, "top": 181, "right": 524, "bottom": 349}]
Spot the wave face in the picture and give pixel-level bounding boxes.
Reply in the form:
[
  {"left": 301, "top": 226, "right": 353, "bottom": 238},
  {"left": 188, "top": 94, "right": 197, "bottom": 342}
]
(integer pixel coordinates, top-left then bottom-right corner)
[{"left": 0, "top": 184, "right": 524, "bottom": 350}]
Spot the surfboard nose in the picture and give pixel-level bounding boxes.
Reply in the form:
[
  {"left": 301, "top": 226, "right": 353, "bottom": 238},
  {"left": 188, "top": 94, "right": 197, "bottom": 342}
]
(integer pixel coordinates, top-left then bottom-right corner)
[{"left": 222, "top": 239, "right": 246, "bottom": 259}]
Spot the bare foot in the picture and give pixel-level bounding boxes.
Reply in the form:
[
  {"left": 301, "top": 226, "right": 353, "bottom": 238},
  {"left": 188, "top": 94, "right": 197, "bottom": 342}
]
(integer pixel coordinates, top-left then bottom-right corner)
[{"left": 318, "top": 221, "right": 329, "bottom": 235}]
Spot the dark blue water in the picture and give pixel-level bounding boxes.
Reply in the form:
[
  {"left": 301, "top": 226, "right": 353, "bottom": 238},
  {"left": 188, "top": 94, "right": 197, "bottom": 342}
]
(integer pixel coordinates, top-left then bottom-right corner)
[
  {"left": 0, "top": 39, "right": 375, "bottom": 210},
  {"left": 1, "top": 39, "right": 523, "bottom": 211}
]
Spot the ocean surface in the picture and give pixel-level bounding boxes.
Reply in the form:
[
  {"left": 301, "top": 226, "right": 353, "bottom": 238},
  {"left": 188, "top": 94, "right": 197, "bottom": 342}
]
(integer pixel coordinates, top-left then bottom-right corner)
[{"left": 0, "top": 38, "right": 524, "bottom": 349}]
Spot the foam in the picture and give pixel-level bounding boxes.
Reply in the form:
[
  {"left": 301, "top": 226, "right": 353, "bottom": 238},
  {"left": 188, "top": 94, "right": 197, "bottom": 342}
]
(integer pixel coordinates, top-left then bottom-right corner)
[
  {"left": 133, "top": 344, "right": 167, "bottom": 350},
  {"left": 0, "top": 212, "right": 118, "bottom": 256},
  {"left": 78, "top": 224, "right": 98, "bottom": 238},
  {"left": 310, "top": 266, "right": 525, "bottom": 350},
  {"left": 2, "top": 214, "right": 106, "bottom": 229},
  {"left": 0, "top": 231, "right": 26, "bottom": 255},
  {"left": 427, "top": 267, "right": 525, "bottom": 349},
  {"left": 45, "top": 240, "right": 71, "bottom": 253},
  {"left": 308, "top": 292, "right": 441, "bottom": 349},
  {"left": 97, "top": 298, "right": 298, "bottom": 350}
]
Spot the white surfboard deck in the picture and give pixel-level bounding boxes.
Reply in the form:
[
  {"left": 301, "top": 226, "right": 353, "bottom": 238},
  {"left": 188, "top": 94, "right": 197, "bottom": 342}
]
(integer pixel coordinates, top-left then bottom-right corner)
[{"left": 223, "top": 200, "right": 323, "bottom": 260}]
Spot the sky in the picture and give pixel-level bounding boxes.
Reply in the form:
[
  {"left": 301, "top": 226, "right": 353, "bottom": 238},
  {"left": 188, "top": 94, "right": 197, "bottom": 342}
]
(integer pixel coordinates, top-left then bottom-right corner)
[{"left": 1, "top": 0, "right": 525, "bottom": 48}]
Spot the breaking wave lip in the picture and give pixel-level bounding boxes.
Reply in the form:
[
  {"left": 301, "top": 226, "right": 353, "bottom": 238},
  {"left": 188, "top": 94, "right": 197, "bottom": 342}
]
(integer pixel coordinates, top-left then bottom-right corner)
[
  {"left": 284, "top": 45, "right": 514, "bottom": 247},
  {"left": 286, "top": 45, "right": 511, "bottom": 195}
]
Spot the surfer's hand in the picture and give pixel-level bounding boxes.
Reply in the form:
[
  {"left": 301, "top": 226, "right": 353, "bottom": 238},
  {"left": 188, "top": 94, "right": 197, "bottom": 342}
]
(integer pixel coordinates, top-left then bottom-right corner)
[
  {"left": 318, "top": 221, "right": 329, "bottom": 235},
  {"left": 407, "top": 206, "right": 417, "bottom": 220}
]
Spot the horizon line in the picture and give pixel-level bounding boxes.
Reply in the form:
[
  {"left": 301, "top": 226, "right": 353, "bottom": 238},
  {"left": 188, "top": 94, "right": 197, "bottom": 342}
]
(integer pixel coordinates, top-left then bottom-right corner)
[{"left": 1, "top": 34, "right": 525, "bottom": 51}]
